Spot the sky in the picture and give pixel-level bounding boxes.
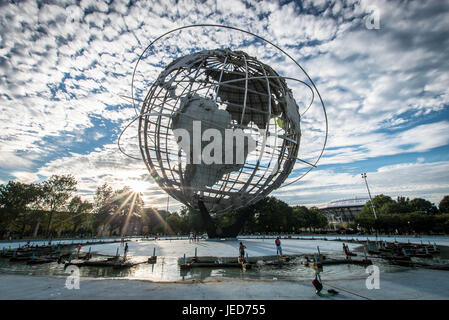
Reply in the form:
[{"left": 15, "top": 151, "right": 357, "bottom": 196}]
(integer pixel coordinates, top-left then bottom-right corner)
[{"left": 1, "top": 0, "right": 448, "bottom": 212}]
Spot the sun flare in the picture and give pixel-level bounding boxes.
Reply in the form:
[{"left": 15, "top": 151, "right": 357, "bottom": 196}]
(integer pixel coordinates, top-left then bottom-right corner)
[{"left": 127, "top": 180, "right": 147, "bottom": 194}]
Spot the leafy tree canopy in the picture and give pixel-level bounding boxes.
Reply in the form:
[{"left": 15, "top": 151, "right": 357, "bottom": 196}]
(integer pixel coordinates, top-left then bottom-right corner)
[{"left": 439, "top": 195, "right": 449, "bottom": 214}]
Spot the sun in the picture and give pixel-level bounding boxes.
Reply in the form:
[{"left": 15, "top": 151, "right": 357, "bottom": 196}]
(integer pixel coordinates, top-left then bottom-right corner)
[{"left": 127, "top": 180, "right": 147, "bottom": 194}]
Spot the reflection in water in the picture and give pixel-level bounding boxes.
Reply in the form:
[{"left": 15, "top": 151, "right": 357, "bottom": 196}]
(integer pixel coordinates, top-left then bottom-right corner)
[
  {"left": 0, "top": 252, "right": 424, "bottom": 282},
  {"left": 0, "top": 253, "right": 381, "bottom": 281},
  {"left": 181, "top": 267, "right": 212, "bottom": 280},
  {"left": 2, "top": 234, "right": 448, "bottom": 282}
]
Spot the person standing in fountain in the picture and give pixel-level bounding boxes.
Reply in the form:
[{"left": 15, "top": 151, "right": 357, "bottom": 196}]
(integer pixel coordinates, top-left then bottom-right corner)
[
  {"left": 239, "top": 242, "right": 246, "bottom": 263},
  {"left": 343, "top": 243, "right": 351, "bottom": 259},
  {"left": 124, "top": 242, "right": 129, "bottom": 261},
  {"left": 275, "top": 237, "right": 283, "bottom": 257},
  {"left": 77, "top": 244, "right": 82, "bottom": 258}
]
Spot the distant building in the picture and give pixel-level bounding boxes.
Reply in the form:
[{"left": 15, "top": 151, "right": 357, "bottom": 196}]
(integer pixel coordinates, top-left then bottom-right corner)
[{"left": 318, "top": 197, "right": 369, "bottom": 228}]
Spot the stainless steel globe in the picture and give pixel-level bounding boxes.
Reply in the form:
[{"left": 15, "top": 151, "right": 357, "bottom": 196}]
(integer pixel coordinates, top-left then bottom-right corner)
[{"left": 138, "top": 48, "right": 302, "bottom": 213}]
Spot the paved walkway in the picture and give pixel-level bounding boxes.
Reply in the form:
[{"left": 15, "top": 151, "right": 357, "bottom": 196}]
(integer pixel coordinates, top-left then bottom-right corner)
[{"left": 0, "top": 268, "right": 448, "bottom": 300}]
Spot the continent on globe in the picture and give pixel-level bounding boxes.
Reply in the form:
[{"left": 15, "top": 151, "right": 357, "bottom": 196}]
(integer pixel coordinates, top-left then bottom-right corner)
[{"left": 171, "top": 94, "right": 256, "bottom": 193}]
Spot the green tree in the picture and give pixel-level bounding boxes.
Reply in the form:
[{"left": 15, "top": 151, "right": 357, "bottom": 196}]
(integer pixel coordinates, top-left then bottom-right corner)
[
  {"left": 406, "top": 212, "right": 435, "bottom": 234},
  {"left": 137, "top": 205, "right": 171, "bottom": 235},
  {"left": 379, "top": 196, "right": 413, "bottom": 215},
  {"left": 94, "top": 183, "right": 114, "bottom": 212},
  {"left": 291, "top": 206, "right": 309, "bottom": 230},
  {"left": 375, "top": 214, "right": 405, "bottom": 233},
  {"left": 105, "top": 187, "right": 143, "bottom": 236},
  {"left": 166, "top": 214, "right": 184, "bottom": 234},
  {"left": 179, "top": 207, "right": 203, "bottom": 233},
  {"left": 92, "top": 183, "right": 114, "bottom": 234},
  {"left": 309, "top": 207, "right": 328, "bottom": 230},
  {"left": 0, "top": 181, "right": 42, "bottom": 210},
  {"left": 409, "top": 198, "right": 438, "bottom": 215},
  {"left": 354, "top": 213, "right": 375, "bottom": 232},
  {"left": 41, "top": 175, "right": 77, "bottom": 237},
  {"left": 0, "top": 181, "right": 43, "bottom": 237},
  {"left": 67, "top": 196, "right": 93, "bottom": 233},
  {"left": 433, "top": 214, "right": 449, "bottom": 233},
  {"left": 250, "top": 197, "right": 292, "bottom": 233},
  {"left": 362, "top": 194, "right": 394, "bottom": 215},
  {"left": 439, "top": 195, "right": 449, "bottom": 214}
]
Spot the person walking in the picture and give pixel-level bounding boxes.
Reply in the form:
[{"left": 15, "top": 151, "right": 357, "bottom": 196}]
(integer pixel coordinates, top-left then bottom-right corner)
[{"left": 275, "top": 237, "right": 283, "bottom": 256}]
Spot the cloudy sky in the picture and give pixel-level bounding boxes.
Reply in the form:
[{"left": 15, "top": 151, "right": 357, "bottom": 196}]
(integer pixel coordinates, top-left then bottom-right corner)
[{"left": 1, "top": 0, "right": 448, "bottom": 211}]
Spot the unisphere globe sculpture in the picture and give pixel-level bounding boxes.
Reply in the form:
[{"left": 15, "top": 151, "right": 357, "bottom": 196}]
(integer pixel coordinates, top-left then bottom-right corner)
[
  {"left": 119, "top": 25, "right": 328, "bottom": 238},
  {"left": 138, "top": 48, "right": 302, "bottom": 214}
]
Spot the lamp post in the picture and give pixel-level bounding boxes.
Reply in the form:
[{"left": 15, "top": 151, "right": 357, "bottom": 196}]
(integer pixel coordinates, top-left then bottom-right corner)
[
  {"left": 361, "top": 173, "right": 377, "bottom": 219},
  {"left": 361, "top": 173, "right": 378, "bottom": 241}
]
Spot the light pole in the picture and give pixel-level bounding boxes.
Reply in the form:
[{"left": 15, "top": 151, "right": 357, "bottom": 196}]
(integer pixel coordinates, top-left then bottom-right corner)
[
  {"left": 361, "top": 173, "right": 377, "bottom": 219},
  {"left": 361, "top": 173, "right": 378, "bottom": 241}
]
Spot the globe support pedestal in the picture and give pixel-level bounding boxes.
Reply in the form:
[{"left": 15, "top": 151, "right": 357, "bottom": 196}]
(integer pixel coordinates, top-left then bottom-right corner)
[
  {"left": 197, "top": 199, "right": 255, "bottom": 238},
  {"left": 197, "top": 199, "right": 220, "bottom": 238}
]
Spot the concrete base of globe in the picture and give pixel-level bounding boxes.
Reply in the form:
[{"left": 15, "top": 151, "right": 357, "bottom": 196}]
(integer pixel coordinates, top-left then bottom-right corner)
[{"left": 197, "top": 199, "right": 255, "bottom": 239}]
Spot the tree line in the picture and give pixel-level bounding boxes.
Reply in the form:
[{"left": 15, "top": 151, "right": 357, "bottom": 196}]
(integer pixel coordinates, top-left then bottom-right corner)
[
  {"left": 164, "top": 196, "right": 328, "bottom": 235},
  {"left": 353, "top": 194, "right": 449, "bottom": 234},
  {"left": 2, "top": 174, "right": 448, "bottom": 239},
  {"left": 0, "top": 175, "right": 328, "bottom": 239}
]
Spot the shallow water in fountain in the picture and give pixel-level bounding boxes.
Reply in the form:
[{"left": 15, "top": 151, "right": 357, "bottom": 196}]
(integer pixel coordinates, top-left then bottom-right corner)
[
  {"left": 0, "top": 253, "right": 396, "bottom": 282},
  {"left": 4, "top": 236, "right": 445, "bottom": 282}
]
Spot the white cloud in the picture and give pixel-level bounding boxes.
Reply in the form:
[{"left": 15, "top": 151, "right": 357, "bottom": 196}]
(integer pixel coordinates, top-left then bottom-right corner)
[
  {"left": 1, "top": 0, "right": 448, "bottom": 210},
  {"left": 11, "top": 171, "right": 40, "bottom": 184},
  {"left": 274, "top": 160, "right": 449, "bottom": 207},
  {"left": 316, "top": 121, "right": 449, "bottom": 165}
]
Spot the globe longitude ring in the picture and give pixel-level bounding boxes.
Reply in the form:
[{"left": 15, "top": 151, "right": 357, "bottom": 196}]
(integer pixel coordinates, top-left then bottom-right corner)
[{"left": 121, "top": 24, "right": 328, "bottom": 214}]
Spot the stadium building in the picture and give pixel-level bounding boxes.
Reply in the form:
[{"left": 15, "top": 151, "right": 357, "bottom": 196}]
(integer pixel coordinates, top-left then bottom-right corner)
[{"left": 318, "top": 197, "right": 370, "bottom": 228}]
